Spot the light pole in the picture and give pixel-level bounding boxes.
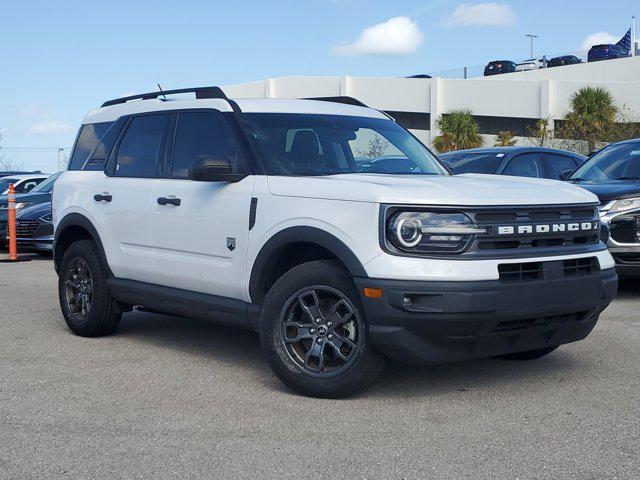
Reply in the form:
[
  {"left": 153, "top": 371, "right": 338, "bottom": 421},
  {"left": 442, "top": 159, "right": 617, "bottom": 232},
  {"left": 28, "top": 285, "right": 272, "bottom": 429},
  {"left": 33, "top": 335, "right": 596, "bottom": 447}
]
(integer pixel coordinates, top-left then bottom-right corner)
[{"left": 525, "top": 34, "right": 538, "bottom": 59}]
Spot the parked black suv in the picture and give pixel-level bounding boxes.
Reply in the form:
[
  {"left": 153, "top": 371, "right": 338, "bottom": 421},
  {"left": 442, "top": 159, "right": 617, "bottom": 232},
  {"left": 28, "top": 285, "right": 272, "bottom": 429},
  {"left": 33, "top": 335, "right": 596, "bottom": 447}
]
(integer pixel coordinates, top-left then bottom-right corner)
[
  {"left": 484, "top": 60, "right": 516, "bottom": 76},
  {"left": 568, "top": 139, "right": 640, "bottom": 274}
]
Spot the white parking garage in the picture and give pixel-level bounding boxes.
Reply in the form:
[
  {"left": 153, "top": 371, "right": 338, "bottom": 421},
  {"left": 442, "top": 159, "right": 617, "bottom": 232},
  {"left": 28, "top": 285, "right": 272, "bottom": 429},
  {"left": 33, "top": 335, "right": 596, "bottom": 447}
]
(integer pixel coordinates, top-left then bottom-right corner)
[{"left": 223, "top": 56, "right": 640, "bottom": 148}]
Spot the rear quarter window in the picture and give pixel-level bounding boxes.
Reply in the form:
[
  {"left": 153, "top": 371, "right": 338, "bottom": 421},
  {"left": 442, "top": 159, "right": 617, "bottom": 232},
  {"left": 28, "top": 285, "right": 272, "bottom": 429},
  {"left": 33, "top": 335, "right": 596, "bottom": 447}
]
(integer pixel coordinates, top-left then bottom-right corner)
[{"left": 67, "top": 122, "right": 113, "bottom": 171}]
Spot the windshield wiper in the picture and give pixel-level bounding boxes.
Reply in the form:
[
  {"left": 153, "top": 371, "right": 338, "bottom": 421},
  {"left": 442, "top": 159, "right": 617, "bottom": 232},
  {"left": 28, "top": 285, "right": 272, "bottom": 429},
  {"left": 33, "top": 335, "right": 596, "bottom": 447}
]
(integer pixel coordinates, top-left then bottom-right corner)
[
  {"left": 616, "top": 176, "right": 640, "bottom": 180},
  {"left": 570, "top": 178, "right": 585, "bottom": 182}
]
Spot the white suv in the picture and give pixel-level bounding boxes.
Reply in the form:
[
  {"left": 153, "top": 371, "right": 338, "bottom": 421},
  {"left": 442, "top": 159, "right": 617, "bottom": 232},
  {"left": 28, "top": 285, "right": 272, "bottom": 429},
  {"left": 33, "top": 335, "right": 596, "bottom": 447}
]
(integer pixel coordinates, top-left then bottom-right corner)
[{"left": 53, "top": 87, "right": 617, "bottom": 398}]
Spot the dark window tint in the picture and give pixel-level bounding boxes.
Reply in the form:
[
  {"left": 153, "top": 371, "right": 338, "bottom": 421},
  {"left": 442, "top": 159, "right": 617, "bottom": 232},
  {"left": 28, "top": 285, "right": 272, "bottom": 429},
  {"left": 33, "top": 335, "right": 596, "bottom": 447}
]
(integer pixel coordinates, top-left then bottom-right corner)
[
  {"left": 442, "top": 152, "right": 506, "bottom": 174},
  {"left": 68, "top": 122, "right": 113, "bottom": 170},
  {"left": 15, "top": 178, "right": 44, "bottom": 193},
  {"left": 83, "top": 120, "right": 124, "bottom": 171},
  {"left": 503, "top": 153, "right": 540, "bottom": 178},
  {"left": 115, "top": 115, "right": 169, "bottom": 178},
  {"left": 540, "top": 154, "right": 577, "bottom": 180},
  {"left": 171, "top": 111, "right": 245, "bottom": 178}
]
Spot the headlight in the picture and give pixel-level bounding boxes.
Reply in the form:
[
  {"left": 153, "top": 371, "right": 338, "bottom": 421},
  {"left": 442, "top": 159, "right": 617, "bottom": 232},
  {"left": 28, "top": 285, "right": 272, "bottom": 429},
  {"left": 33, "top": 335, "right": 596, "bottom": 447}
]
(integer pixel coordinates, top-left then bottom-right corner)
[
  {"left": 40, "top": 213, "right": 53, "bottom": 223},
  {"left": 606, "top": 197, "right": 640, "bottom": 215},
  {"left": 14, "top": 202, "right": 30, "bottom": 210},
  {"left": 387, "top": 211, "right": 487, "bottom": 254}
]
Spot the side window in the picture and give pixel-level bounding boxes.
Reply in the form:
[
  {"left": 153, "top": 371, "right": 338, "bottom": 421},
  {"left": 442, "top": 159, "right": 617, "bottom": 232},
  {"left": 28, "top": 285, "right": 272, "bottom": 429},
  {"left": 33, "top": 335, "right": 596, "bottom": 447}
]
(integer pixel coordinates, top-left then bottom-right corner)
[
  {"left": 503, "top": 153, "right": 540, "bottom": 178},
  {"left": 115, "top": 114, "right": 169, "bottom": 178},
  {"left": 15, "top": 179, "right": 43, "bottom": 193},
  {"left": 171, "top": 111, "right": 245, "bottom": 178},
  {"left": 540, "top": 154, "right": 578, "bottom": 180},
  {"left": 68, "top": 122, "right": 113, "bottom": 171}
]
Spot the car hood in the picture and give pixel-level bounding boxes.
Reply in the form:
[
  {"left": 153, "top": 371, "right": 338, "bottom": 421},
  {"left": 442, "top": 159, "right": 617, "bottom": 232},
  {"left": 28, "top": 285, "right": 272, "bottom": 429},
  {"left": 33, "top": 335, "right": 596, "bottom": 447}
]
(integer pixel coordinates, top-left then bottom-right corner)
[
  {"left": 16, "top": 201, "right": 51, "bottom": 221},
  {"left": 571, "top": 180, "right": 640, "bottom": 202},
  {"left": 0, "top": 191, "right": 51, "bottom": 209},
  {"left": 267, "top": 173, "right": 598, "bottom": 206}
]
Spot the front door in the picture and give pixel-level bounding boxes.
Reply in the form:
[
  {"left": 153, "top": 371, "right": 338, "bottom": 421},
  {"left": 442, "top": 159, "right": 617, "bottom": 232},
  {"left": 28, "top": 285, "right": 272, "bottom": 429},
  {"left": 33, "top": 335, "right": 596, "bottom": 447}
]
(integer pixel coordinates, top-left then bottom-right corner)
[{"left": 150, "top": 110, "right": 255, "bottom": 300}]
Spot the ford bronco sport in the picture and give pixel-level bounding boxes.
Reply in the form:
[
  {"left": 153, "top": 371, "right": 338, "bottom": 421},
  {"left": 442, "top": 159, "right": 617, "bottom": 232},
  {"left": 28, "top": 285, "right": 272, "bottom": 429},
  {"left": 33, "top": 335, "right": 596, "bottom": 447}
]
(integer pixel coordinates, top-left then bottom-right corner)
[{"left": 53, "top": 87, "right": 617, "bottom": 398}]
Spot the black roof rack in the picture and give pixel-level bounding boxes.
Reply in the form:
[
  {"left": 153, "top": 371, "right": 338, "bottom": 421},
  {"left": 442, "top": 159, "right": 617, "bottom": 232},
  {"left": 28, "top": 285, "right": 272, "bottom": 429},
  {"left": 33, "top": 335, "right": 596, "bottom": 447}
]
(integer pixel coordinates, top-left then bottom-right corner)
[
  {"left": 101, "top": 86, "right": 229, "bottom": 108},
  {"left": 305, "top": 96, "right": 369, "bottom": 108}
]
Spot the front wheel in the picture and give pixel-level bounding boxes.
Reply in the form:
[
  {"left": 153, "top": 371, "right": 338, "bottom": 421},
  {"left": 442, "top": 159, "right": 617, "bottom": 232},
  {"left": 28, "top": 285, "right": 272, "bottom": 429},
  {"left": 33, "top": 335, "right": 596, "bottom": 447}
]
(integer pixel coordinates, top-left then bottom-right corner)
[
  {"left": 58, "top": 240, "right": 122, "bottom": 337},
  {"left": 260, "top": 260, "right": 385, "bottom": 398}
]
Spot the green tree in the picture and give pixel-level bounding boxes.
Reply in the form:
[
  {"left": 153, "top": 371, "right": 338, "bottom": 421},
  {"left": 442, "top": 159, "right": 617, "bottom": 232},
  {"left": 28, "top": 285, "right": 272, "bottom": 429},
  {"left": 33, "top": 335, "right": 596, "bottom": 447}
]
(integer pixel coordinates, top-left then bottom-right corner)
[
  {"left": 357, "top": 134, "right": 389, "bottom": 158},
  {"left": 432, "top": 109, "right": 483, "bottom": 153},
  {"left": 527, "top": 118, "right": 554, "bottom": 147},
  {"left": 494, "top": 131, "right": 516, "bottom": 147},
  {"left": 562, "top": 87, "right": 618, "bottom": 153}
]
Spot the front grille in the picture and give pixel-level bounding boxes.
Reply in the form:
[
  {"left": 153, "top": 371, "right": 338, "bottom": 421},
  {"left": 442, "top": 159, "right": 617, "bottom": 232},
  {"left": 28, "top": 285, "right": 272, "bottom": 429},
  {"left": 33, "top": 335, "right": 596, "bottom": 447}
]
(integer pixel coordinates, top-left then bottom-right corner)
[
  {"left": 563, "top": 257, "right": 599, "bottom": 276},
  {"left": 610, "top": 214, "right": 640, "bottom": 244},
  {"left": 498, "top": 262, "right": 543, "bottom": 282},
  {"left": 499, "top": 257, "right": 599, "bottom": 283},
  {"left": 10, "top": 220, "right": 39, "bottom": 238},
  {"left": 491, "top": 311, "right": 588, "bottom": 333},
  {"left": 469, "top": 205, "right": 600, "bottom": 254}
]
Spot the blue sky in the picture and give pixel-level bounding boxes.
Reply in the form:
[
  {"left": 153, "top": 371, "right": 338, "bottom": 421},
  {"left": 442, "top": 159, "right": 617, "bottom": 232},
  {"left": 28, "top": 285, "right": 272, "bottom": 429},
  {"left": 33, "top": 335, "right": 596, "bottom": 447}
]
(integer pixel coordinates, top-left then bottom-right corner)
[{"left": 0, "top": 0, "right": 637, "bottom": 171}]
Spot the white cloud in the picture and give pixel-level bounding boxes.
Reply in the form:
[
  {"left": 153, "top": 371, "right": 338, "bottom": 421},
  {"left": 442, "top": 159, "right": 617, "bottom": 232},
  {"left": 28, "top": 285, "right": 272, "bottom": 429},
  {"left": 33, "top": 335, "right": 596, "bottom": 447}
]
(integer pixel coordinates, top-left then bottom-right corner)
[
  {"left": 442, "top": 3, "right": 516, "bottom": 27},
  {"left": 580, "top": 32, "right": 618, "bottom": 51},
  {"left": 331, "top": 16, "right": 424, "bottom": 56},
  {"left": 29, "top": 121, "right": 73, "bottom": 135}
]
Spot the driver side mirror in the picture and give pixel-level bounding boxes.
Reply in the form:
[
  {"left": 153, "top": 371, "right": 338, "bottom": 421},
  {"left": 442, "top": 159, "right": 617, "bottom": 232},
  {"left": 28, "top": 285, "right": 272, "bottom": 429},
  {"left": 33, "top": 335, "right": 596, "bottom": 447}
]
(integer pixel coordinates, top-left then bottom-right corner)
[
  {"left": 559, "top": 169, "right": 574, "bottom": 181},
  {"left": 188, "top": 157, "right": 245, "bottom": 182}
]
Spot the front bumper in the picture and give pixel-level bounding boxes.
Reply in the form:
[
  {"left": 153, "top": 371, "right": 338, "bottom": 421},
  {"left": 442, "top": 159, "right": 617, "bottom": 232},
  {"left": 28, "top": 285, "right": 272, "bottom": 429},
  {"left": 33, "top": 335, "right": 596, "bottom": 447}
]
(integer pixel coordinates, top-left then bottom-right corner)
[{"left": 355, "top": 267, "right": 617, "bottom": 364}]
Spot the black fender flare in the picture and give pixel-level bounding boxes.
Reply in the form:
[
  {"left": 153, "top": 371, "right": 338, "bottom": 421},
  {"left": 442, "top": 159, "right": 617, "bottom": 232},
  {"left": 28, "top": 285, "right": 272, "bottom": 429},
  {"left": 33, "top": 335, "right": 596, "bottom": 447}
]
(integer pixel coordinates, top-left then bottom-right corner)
[
  {"left": 248, "top": 226, "right": 368, "bottom": 303},
  {"left": 54, "top": 213, "right": 110, "bottom": 274}
]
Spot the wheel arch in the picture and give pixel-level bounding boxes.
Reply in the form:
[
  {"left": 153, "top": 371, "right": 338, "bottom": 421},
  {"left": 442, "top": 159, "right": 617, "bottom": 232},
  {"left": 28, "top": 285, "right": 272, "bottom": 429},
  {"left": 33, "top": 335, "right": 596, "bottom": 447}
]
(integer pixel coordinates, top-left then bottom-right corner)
[
  {"left": 249, "top": 226, "right": 368, "bottom": 304},
  {"left": 54, "top": 213, "right": 110, "bottom": 275}
]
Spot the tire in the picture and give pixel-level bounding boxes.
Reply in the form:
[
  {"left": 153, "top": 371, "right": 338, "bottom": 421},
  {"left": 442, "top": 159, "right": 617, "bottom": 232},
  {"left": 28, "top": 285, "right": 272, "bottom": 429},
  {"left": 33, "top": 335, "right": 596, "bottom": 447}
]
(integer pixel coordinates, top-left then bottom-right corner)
[
  {"left": 259, "top": 260, "right": 385, "bottom": 398},
  {"left": 496, "top": 346, "right": 558, "bottom": 361},
  {"left": 58, "top": 239, "right": 121, "bottom": 337}
]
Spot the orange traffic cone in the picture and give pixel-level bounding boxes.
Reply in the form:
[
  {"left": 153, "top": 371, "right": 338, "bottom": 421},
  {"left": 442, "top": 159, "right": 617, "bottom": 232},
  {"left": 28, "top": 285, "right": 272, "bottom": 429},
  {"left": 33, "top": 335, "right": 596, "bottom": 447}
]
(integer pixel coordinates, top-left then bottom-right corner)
[{"left": 0, "top": 184, "right": 31, "bottom": 263}]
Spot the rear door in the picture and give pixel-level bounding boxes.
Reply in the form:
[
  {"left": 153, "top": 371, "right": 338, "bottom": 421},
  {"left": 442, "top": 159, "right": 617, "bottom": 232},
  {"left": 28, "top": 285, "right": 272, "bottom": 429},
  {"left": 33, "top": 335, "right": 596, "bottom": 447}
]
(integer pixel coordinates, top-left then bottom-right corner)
[
  {"left": 91, "top": 113, "right": 171, "bottom": 283},
  {"left": 501, "top": 153, "right": 542, "bottom": 178},
  {"left": 150, "top": 110, "right": 255, "bottom": 300},
  {"left": 539, "top": 153, "right": 580, "bottom": 180}
]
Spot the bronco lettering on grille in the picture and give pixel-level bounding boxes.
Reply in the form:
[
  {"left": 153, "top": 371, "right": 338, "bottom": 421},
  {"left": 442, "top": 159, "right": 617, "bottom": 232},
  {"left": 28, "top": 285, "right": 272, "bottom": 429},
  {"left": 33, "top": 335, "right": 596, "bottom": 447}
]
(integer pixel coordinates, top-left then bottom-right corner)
[{"left": 497, "top": 222, "right": 599, "bottom": 235}]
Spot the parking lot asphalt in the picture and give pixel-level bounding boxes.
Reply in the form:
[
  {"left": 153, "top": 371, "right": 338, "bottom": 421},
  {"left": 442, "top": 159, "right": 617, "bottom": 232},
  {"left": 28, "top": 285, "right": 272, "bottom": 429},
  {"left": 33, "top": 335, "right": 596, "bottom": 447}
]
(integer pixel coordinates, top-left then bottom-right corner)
[{"left": 1, "top": 257, "right": 639, "bottom": 479}]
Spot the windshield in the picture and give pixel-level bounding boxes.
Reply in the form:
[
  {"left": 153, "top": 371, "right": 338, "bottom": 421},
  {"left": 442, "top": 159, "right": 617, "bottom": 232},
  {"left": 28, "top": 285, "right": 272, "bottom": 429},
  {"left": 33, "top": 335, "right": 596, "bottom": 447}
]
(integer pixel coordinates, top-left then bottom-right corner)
[
  {"left": 441, "top": 152, "right": 506, "bottom": 174},
  {"left": 30, "top": 172, "right": 61, "bottom": 193},
  {"left": 571, "top": 142, "right": 640, "bottom": 181},
  {"left": 240, "top": 113, "right": 447, "bottom": 176}
]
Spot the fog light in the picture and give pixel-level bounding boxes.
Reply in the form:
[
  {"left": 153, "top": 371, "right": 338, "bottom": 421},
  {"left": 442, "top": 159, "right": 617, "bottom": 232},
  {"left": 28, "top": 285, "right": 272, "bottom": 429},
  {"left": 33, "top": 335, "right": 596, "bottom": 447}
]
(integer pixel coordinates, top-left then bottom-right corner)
[{"left": 364, "top": 287, "right": 383, "bottom": 299}]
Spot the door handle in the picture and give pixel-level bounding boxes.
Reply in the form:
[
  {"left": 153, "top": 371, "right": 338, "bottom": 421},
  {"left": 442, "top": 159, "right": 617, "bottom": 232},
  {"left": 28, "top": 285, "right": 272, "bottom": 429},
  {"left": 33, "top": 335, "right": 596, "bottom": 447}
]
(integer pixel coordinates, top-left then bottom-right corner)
[
  {"left": 157, "top": 196, "right": 181, "bottom": 206},
  {"left": 93, "top": 193, "right": 112, "bottom": 202}
]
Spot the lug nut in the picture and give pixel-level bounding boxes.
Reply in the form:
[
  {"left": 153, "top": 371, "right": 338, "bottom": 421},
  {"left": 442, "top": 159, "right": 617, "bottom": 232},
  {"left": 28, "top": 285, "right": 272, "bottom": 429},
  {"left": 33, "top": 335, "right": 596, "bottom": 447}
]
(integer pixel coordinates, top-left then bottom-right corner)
[
  {"left": 327, "top": 334, "right": 333, "bottom": 340},
  {"left": 310, "top": 328, "right": 316, "bottom": 334},
  {"left": 317, "top": 338, "right": 323, "bottom": 344},
  {"left": 327, "top": 321, "right": 332, "bottom": 327}
]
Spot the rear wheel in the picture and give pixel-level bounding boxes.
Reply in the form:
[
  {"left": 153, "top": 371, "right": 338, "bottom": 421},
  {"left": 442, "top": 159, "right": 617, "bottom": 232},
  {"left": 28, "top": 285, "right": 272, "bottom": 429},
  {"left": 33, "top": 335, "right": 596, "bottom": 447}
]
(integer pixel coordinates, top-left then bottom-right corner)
[
  {"left": 260, "top": 260, "right": 385, "bottom": 398},
  {"left": 496, "top": 346, "right": 558, "bottom": 361},
  {"left": 58, "top": 240, "right": 121, "bottom": 337}
]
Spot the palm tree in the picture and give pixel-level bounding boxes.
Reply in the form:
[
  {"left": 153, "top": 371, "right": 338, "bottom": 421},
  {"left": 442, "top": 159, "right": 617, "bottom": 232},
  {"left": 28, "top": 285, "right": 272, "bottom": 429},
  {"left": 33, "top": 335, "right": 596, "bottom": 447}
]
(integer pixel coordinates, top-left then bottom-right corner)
[
  {"left": 564, "top": 87, "right": 617, "bottom": 153},
  {"left": 433, "top": 110, "right": 483, "bottom": 153},
  {"left": 494, "top": 131, "right": 516, "bottom": 147}
]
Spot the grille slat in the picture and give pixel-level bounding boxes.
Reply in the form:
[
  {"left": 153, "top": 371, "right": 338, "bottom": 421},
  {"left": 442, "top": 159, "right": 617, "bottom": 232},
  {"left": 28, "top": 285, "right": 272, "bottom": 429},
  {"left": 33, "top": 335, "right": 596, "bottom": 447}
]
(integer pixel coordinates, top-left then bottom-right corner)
[
  {"left": 491, "top": 311, "right": 588, "bottom": 333},
  {"left": 499, "top": 257, "right": 599, "bottom": 283}
]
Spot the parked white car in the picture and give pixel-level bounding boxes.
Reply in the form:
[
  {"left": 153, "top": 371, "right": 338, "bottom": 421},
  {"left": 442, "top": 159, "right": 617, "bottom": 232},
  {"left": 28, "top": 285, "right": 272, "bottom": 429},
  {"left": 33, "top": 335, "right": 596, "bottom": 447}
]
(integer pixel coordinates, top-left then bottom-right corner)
[
  {"left": 0, "top": 173, "right": 49, "bottom": 195},
  {"left": 515, "top": 58, "right": 544, "bottom": 71},
  {"left": 53, "top": 87, "right": 617, "bottom": 398}
]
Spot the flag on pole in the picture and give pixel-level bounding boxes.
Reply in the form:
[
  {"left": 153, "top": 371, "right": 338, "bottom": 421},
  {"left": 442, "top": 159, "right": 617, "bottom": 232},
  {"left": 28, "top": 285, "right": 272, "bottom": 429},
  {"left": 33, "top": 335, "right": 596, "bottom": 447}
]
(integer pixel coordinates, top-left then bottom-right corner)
[{"left": 616, "top": 28, "right": 632, "bottom": 53}]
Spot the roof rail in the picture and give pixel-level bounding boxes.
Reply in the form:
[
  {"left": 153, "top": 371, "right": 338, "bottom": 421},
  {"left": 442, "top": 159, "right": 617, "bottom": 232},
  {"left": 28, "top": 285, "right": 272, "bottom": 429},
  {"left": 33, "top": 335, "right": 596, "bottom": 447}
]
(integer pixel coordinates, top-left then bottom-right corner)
[
  {"left": 101, "top": 86, "right": 229, "bottom": 108},
  {"left": 305, "top": 96, "right": 369, "bottom": 108}
]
